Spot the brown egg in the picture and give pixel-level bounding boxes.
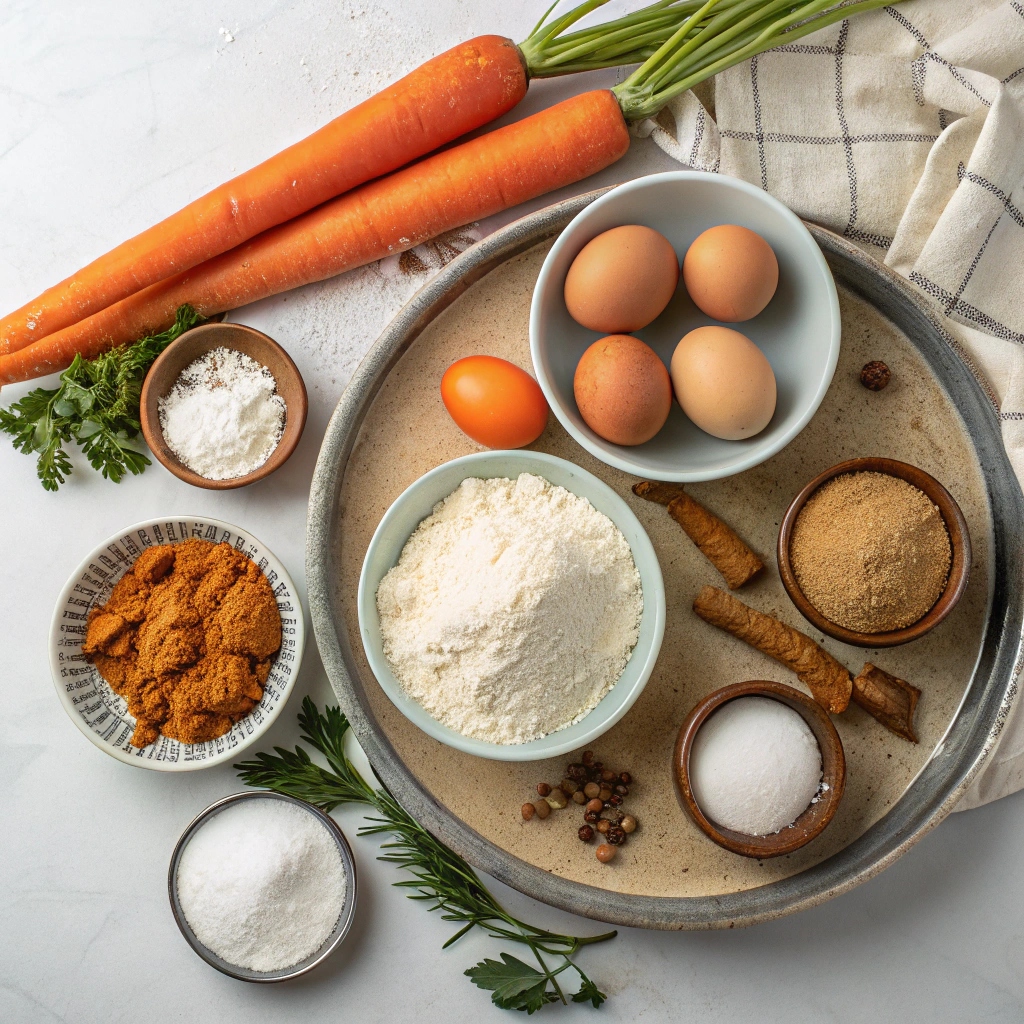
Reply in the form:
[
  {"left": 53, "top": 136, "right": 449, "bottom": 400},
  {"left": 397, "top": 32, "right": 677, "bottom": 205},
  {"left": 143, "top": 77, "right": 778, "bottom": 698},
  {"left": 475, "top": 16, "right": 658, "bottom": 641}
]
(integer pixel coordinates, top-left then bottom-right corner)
[
  {"left": 564, "top": 225, "right": 679, "bottom": 333},
  {"left": 682, "top": 225, "right": 779, "bottom": 322},
  {"left": 670, "top": 326, "right": 776, "bottom": 440},
  {"left": 574, "top": 335, "right": 672, "bottom": 446}
]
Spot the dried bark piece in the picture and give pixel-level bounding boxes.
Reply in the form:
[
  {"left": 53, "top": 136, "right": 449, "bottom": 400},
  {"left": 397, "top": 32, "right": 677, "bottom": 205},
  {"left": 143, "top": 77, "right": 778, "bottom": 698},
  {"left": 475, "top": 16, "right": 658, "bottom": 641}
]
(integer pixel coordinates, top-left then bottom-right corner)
[
  {"left": 632, "top": 480, "right": 686, "bottom": 505},
  {"left": 853, "top": 663, "right": 920, "bottom": 743},
  {"left": 693, "top": 586, "right": 853, "bottom": 713},
  {"left": 667, "top": 493, "right": 764, "bottom": 589},
  {"left": 634, "top": 480, "right": 763, "bottom": 589}
]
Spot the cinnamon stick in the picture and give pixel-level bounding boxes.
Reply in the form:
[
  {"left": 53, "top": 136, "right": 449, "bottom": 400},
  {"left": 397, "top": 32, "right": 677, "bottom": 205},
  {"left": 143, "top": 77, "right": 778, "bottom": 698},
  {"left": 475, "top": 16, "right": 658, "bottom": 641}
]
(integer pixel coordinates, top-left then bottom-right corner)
[
  {"left": 853, "top": 663, "right": 920, "bottom": 743},
  {"left": 693, "top": 585, "right": 853, "bottom": 714},
  {"left": 633, "top": 481, "right": 764, "bottom": 589}
]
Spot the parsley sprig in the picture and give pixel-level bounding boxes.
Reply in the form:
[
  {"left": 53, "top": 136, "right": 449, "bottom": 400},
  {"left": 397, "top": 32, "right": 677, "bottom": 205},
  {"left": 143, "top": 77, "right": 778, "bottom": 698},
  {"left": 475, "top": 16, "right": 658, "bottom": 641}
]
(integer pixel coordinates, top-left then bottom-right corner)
[
  {"left": 235, "top": 698, "right": 616, "bottom": 1012},
  {"left": 0, "top": 305, "right": 205, "bottom": 490}
]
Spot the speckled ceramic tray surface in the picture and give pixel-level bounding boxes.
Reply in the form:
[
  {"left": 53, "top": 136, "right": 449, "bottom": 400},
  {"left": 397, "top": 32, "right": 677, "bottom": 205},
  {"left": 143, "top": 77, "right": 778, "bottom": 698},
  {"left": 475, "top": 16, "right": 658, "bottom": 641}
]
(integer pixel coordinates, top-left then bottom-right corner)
[{"left": 307, "top": 191, "right": 1024, "bottom": 929}]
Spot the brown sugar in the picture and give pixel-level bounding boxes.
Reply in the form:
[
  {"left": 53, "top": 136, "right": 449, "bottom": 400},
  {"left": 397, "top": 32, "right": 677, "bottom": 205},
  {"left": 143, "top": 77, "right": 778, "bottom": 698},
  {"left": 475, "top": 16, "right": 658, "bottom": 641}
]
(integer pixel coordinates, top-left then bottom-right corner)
[
  {"left": 790, "top": 471, "right": 952, "bottom": 634},
  {"left": 82, "top": 539, "right": 281, "bottom": 747}
]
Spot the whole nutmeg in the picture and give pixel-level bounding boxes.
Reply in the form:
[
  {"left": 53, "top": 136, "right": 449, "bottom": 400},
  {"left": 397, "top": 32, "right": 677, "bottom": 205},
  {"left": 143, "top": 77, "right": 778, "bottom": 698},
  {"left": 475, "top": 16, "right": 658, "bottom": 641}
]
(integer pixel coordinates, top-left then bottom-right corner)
[
  {"left": 536, "top": 782, "right": 551, "bottom": 797},
  {"left": 521, "top": 803, "right": 535, "bottom": 821},
  {"left": 533, "top": 800, "right": 551, "bottom": 820},
  {"left": 545, "top": 788, "right": 568, "bottom": 810},
  {"left": 600, "top": 769, "right": 617, "bottom": 783},
  {"left": 596, "top": 843, "right": 616, "bottom": 863},
  {"left": 860, "top": 360, "right": 891, "bottom": 391},
  {"left": 578, "top": 824, "right": 595, "bottom": 843},
  {"left": 572, "top": 790, "right": 587, "bottom": 805},
  {"left": 585, "top": 798, "right": 605, "bottom": 814},
  {"left": 596, "top": 818, "right": 611, "bottom": 834},
  {"left": 598, "top": 787, "right": 613, "bottom": 803},
  {"left": 620, "top": 814, "right": 638, "bottom": 834},
  {"left": 583, "top": 782, "right": 601, "bottom": 800},
  {"left": 560, "top": 778, "right": 579, "bottom": 796}
]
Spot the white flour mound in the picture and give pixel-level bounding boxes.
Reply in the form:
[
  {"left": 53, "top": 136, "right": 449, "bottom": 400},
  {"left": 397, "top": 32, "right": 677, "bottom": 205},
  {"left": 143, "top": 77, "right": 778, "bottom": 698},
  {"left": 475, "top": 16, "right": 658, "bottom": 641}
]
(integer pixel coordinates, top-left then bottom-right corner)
[{"left": 376, "top": 474, "right": 643, "bottom": 745}]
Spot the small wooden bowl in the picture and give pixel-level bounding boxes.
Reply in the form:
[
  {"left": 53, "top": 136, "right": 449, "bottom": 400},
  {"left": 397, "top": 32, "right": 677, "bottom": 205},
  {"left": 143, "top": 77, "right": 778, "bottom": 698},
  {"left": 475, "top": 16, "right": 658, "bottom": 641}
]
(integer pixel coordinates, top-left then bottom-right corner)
[
  {"left": 674, "top": 681, "right": 846, "bottom": 859},
  {"left": 140, "top": 323, "right": 307, "bottom": 490},
  {"left": 777, "top": 457, "right": 972, "bottom": 648}
]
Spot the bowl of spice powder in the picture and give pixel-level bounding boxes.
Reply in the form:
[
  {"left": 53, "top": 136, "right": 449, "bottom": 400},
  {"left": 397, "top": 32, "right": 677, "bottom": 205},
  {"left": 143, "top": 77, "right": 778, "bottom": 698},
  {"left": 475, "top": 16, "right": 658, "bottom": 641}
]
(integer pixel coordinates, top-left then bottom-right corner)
[
  {"left": 49, "top": 517, "right": 304, "bottom": 769},
  {"left": 778, "top": 457, "right": 971, "bottom": 647}
]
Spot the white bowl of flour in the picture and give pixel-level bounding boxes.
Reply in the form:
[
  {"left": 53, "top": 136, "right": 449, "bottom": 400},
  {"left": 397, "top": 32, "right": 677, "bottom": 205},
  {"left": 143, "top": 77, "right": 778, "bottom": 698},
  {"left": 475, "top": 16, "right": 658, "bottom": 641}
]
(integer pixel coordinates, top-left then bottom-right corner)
[{"left": 358, "top": 451, "right": 666, "bottom": 761}]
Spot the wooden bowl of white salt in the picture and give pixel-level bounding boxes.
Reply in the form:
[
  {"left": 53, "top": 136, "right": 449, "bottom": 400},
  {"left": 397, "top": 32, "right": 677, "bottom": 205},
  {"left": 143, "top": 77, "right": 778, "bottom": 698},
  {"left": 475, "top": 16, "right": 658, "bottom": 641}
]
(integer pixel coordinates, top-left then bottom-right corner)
[
  {"left": 140, "top": 322, "right": 307, "bottom": 490},
  {"left": 674, "top": 680, "right": 846, "bottom": 859}
]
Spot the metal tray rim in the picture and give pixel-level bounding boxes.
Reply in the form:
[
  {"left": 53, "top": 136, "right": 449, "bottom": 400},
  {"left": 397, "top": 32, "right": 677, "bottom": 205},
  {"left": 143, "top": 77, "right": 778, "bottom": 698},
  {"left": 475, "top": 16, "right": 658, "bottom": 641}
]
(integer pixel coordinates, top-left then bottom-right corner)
[{"left": 306, "top": 189, "right": 1024, "bottom": 930}]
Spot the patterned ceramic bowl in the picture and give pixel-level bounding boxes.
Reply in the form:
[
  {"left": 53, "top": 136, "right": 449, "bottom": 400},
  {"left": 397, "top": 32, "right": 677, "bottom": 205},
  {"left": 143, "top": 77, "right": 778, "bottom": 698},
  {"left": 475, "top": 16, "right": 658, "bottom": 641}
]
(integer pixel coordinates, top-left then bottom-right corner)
[{"left": 48, "top": 516, "right": 305, "bottom": 771}]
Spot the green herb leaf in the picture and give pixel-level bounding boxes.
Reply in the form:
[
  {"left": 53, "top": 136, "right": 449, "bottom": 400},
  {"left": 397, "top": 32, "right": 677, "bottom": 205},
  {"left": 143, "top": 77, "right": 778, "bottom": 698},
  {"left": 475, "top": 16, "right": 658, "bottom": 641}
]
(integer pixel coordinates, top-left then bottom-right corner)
[
  {"left": 466, "top": 954, "right": 560, "bottom": 1013},
  {"left": 572, "top": 975, "right": 607, "bottom": 1009},
  {"left": 0, "top": 304, "right": 206, "bottom": 490},
  {"left": 235, "top": 698, "right": 616, "bottom": 1012}
]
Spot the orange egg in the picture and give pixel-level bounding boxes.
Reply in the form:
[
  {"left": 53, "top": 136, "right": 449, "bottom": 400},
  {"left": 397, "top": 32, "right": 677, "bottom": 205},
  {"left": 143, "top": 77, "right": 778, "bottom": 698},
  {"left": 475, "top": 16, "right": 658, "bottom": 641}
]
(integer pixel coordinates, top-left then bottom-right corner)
[
  {"left": 564, "top": 225, "right": 679, "bottom": 333},
  {"left": 574, "top": 335, "right": 672, "bottom": 446},
  {"left": 683, "top": 225, "right": 779, "bottom": 322},
  {"left": 441, "top": 355, "right": 549, "bottom": 449}
]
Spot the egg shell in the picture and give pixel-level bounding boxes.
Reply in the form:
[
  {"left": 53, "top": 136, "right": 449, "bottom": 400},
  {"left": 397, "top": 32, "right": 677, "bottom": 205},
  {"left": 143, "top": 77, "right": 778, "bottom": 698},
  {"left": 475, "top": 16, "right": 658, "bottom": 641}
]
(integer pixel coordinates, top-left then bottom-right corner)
[
  {"left": 574, "top": 335, "right": 672, "bottom": 446},
  {"left": 671, "top": 326, "right": 777, "bottom": 441},
  {"left": 683, "top": 224, "right": 779, "bottom": 322},
  {"left": 564, "top": 225, "right": 679, "bottom": 333},
  {"left": 441, "top": 355, "right": 549, "bottom": 449}
]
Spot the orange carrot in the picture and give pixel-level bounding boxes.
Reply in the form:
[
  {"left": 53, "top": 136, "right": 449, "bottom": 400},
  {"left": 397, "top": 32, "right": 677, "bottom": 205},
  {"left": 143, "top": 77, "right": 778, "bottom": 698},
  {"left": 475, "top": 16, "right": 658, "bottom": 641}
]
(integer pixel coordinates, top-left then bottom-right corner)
[
  {"left": 0, "top": 90, "right": 629, "bottom": 386},
  {"left": 0, "top": 36, "right": 527, "bottom": 356}
]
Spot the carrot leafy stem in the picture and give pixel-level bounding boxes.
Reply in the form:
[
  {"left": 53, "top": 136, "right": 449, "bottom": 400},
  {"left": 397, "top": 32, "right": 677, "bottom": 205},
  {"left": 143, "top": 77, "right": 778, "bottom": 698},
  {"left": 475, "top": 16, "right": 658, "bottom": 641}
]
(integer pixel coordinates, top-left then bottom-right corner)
[
  {"left": 235, "top": 698, "right": 616, "bottom": 1012},
  {"left": 0, "top": 304, "right": 205, "bottom": 490}
]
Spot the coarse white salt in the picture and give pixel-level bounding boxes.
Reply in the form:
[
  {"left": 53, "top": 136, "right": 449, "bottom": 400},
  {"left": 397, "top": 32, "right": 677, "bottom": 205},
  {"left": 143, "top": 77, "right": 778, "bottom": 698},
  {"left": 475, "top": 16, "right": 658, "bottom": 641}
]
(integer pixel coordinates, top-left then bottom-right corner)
[
  {"left": 176, "top": 798, "right": 347, "bottom": 973},
  {"left": 158, "top": 347, "right": 286, "bottom": 481},
  {"left": 689, "top": 696, "right": 822, "bottom": 836}
]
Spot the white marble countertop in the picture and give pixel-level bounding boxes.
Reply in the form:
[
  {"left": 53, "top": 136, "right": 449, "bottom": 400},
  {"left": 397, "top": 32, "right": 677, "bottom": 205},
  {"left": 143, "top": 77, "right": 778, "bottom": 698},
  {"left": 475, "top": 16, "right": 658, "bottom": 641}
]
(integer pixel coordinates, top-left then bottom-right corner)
[{"left": 2, "top": 2, "right": 1023, "bottom": 1020}]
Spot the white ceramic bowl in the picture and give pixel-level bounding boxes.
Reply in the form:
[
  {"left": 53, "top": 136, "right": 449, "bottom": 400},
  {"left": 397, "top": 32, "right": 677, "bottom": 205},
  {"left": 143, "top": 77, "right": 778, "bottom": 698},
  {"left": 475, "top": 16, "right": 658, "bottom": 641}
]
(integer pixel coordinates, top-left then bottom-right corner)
[
  {"left": 530, "top": 171, "right": 841, "bottom": 481},
  {"left": 49, "top": 517, "right": 305, "bottom": 771},
  {"left": 357, "top": 451, "right": 666, "bottom": 761}
]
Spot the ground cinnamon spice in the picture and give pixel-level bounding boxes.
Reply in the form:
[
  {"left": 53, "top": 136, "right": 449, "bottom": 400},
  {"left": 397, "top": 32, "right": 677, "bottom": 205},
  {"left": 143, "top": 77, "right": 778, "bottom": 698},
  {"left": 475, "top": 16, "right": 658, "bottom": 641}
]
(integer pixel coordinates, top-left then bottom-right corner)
[
  {"left": 82, "top": 539, "right": 281, "bottom": 747},
  {"left": 790, "top": 471, "right": 951, "bottom": 633}
]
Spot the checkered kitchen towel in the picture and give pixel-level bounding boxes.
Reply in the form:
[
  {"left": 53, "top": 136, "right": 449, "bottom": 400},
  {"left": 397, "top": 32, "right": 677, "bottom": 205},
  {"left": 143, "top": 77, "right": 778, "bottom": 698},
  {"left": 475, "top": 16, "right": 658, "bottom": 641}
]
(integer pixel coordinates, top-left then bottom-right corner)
[{"left": 635, "top": 0, "right": 1024, "bottom": 809}]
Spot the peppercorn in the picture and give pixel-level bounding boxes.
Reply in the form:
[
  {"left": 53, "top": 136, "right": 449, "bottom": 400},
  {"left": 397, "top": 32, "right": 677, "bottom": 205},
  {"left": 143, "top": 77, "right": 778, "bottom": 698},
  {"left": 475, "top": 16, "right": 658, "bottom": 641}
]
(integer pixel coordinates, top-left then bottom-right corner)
[
  {"left": 598, "top": 787, "right": 612, "bottom": 802},
  {"left": 600, "top": 769, "right": 617, "bottom": 783},
  {"left": 583, "top": 782, "right": 601, "bottom": 799},
  {"left": 566, "top": 763, "right": 588, "bottom": 783},
  {"left": 596, "top": 818, "right": 611, "bottom": 834},
  {"left": 620, "top": 815, "right": 637, "bottom": 834},
  {"left": 619, "top": 772, "right": 632, "bottom": 786},
  {"left": 533, "top": 800, "right": 550, "bottom": 820},
  {"left": 560, "top": 778, "right": 578, "bottom": 796},
  {"left": 585, "top": 798, "right": 604, "bottom": 814},
  {"left": 606, "top": 825, "right": 626, "bottom": 846},
  {"left": 572, "top": 790, "right": 586, "bottom": 805},
  {"left": 596, "top": 844, "right": 616, "bottom": 863},
  {"left": 860, "top": 360, "right": 891, "bottom": 391},
  {"left": 608, "top": 793, "right": 623, "bottom": 807},
  {"left": 581, "top": 751, "right": 594, "bottom": 766},
  {"left": 614, "top": 784, "right": 629, "bottom": 797},
  {"left": 536, "top": 782, "right": 551, "bottom": 797},
  {"left": 521, "top": 803, "right": 535, "bottom": 821},
  {"left": 592, "top": 762, "right": 603, "bottom": 772},
  {"left": 578, "top": 824, "right": 595, "bottom": 843},
  {"left": 583, "top": 809, "right": 600, "bottom": 824},
  {"left": 545, "top": 788, "right": 568, "bottom": 810}
]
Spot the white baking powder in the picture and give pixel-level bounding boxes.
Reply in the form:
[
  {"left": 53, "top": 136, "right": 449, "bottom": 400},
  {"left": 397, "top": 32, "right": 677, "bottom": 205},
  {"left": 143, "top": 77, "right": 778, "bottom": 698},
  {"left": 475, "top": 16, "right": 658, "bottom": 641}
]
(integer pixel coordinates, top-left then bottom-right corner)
[
  {"left": 176, "top": 798, "right": 347, "bottom": 973},
  {"left": 689, "top": 696, "right": 822, "bottom": 836},
  {"left": 158, "top": 347, "right": 286, "bottom": 480},
  {"left": 376, "top": 473, "right": 643, "bottom": 744}
]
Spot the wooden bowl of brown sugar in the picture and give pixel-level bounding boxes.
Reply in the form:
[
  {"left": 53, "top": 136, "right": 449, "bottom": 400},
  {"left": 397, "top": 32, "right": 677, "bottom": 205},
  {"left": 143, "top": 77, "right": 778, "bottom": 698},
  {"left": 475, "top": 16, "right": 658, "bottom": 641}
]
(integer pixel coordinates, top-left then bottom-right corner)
[{"left": 778, "top": 457, "right": 972, "bottom": 648}]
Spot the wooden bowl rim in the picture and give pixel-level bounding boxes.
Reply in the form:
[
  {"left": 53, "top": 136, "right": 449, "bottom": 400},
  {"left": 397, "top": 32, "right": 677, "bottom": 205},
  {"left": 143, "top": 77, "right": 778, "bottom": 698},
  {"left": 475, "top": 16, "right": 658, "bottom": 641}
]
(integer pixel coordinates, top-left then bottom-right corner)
[
  {"left": 139, "top": 322, "right": 308, "bottom": 490},
  {"left": 673, "top": 680, "right": 847, "bottom": 859},
  {"left": 777, "top": 457, "right": 972, "bottom": 648}
]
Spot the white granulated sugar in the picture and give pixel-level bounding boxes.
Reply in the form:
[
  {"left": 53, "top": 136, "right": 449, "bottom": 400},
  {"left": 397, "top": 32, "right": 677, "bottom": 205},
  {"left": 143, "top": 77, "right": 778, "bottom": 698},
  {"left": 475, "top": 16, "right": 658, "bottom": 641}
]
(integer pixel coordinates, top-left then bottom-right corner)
[
  {"left": 376, "top": 474, "right": 643, "bottom": 744},
  {"left": 158, "top": 347, "right": 286, "bottom": 480},
  {"left": 689, "top": 696, "right": 823, "bottom": 836},
  {"left": 176, "top": 798, "right": 347, "bottom": 973}
]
